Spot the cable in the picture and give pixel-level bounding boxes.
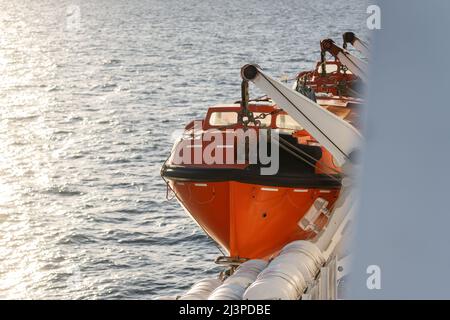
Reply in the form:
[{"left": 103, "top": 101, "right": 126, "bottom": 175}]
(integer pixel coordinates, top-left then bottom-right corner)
[
  {"left": 278, "top": 135, "right": 341, "bottom": 175},
  {"left": 276, "top": 137, "right": 342, "bottom": 184},
  {"left": 259, "top": 71, "right": 351, "bottom": 163}
]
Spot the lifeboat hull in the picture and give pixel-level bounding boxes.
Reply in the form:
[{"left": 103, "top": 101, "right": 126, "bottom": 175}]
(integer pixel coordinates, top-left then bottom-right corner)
[
  {"left": 161, "top": 103, "right": 345, "bottom": 260},
  {"left": 164, "top": 168, "right": 340, "bottom": 259}
]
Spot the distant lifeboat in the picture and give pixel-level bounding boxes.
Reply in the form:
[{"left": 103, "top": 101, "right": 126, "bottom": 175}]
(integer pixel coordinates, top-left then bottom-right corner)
[{"left": 161, "top": 60, "right": 362, "bottom": 260}]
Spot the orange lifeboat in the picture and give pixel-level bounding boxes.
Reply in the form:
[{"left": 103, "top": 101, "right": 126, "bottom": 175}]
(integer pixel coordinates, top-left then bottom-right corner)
[{"left": 161, "top": 59, "right": 362, "bottom": 260}]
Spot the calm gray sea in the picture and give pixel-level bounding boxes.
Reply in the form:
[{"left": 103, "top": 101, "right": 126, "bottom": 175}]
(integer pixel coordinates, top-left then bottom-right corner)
[{"left": 0, "top": 0, "right": 367, "bottom": 299}]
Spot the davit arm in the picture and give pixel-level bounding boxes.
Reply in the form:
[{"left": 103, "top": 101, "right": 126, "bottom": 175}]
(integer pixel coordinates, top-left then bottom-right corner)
[
  {"left": 343, "top": 32, "right": 370, "bottom": 58},
  {"left": 240, "top": 64, "right": 362, "bottom": 167},
  {"left": 320, "top": 38, "right": 369, "bottom": 82}
]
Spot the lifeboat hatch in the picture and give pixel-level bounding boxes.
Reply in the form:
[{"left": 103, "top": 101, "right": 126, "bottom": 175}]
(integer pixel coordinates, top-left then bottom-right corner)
[{"left": 298, "top": 197, "right": 329, "bottom": 234}]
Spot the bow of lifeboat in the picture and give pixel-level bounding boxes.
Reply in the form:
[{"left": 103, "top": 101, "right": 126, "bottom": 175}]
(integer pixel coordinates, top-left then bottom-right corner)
[{"left": 161, "top": 102, "right": 345, "bottom": 260}]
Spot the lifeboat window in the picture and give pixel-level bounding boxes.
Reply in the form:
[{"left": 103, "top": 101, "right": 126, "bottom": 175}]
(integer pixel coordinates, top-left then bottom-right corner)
[
  {"left": 209, "top": 112, "right": 238, "bottom": 126},
  {"left": 318, "top": 63, "right": 353, "bottom": 75},
  {"left": 318, "top": 64, "right": 338, "bottom": 74},
  {"left": 251, "top": 112, "right": 272, "bottom": 127},
  {"left": 276, "top": 114, "right": 303, "bottom": 131}
]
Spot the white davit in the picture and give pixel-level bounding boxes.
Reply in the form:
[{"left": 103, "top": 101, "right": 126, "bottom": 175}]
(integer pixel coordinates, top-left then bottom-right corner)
[
  {"left": 343, "top": 32, "right": 370, "bottom": 58},
  {"left": 320, "top": 38, "right": 369, "bottom": 82},
  {"left": 241, "top": 64, "right": 362, "bottom": 166}
]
